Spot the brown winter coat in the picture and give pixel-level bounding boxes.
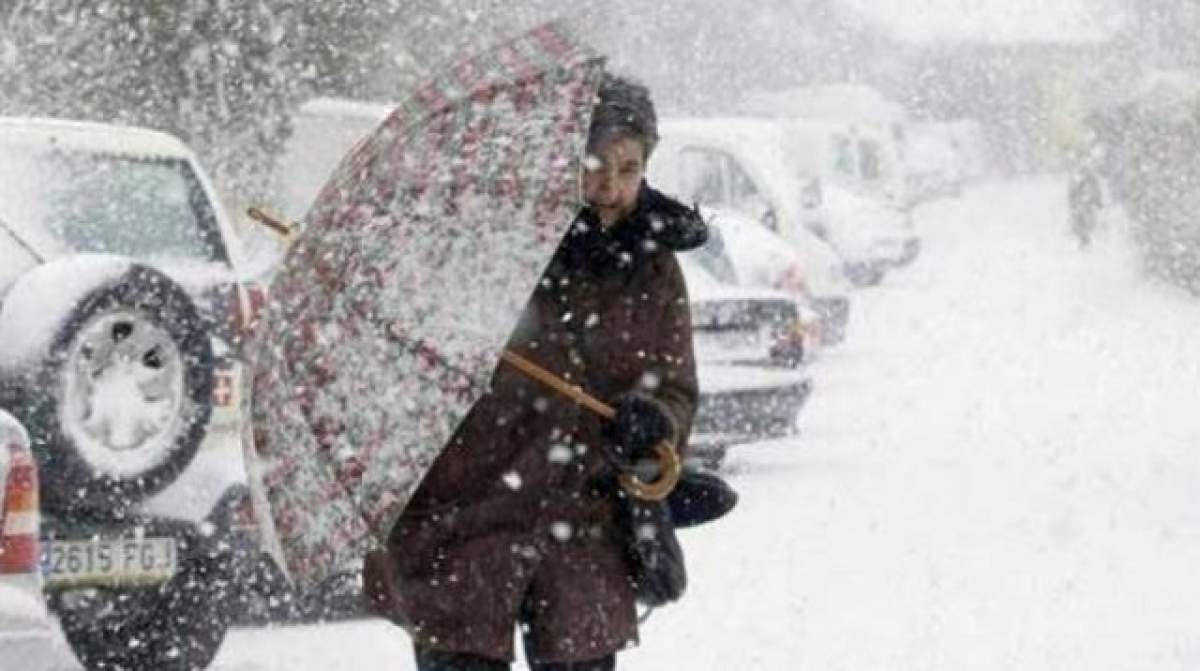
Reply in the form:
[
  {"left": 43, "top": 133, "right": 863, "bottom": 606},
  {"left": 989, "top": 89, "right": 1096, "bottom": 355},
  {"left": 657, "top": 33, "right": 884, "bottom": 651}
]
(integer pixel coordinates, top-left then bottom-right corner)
[{"left": 381, "top": 185, "right": 705, "bottom": 663}]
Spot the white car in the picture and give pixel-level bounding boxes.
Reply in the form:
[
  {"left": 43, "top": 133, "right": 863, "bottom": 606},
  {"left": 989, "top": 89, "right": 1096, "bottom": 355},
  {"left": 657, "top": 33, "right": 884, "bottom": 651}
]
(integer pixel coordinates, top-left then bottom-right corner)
[
  {"left": 904, "top": 125, "right": 968, "bottom": 203},
  {"left": 814, "top": 182, "right": 921, "bottom": 269},
  {"left": 650, "top": 116, "right": 887, "bottom": 287},
  {"left": 0, "top": 409, "right": 46, "bottom": 623},
  {"left": 0, "top": 409, "right": 69, "bottom": 664},
  {"left": 691, "top": 207, "right": 851, "bottom": 348},
  {"left": 678, "top": 257, "right": 813, "bottom": 465},
  {"left": 0, "top": 117, "right": 272, "bottom": 670},
  {"left": 277, "top": 97, "right": 392, "bottom": 221}
]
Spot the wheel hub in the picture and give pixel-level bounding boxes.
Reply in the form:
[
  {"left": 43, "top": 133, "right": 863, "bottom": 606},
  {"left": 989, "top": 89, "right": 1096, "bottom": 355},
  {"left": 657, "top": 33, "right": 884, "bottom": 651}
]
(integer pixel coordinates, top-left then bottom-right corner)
[{"left": 60, "top": 309, "right": 188, "bottom": 478}]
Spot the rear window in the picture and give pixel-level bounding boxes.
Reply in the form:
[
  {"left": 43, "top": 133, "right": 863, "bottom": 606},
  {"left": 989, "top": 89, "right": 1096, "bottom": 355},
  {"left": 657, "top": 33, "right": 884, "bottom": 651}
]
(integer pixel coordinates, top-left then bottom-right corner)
[{"left": 0, "top": 146, "right": 228, "bottom": 264}]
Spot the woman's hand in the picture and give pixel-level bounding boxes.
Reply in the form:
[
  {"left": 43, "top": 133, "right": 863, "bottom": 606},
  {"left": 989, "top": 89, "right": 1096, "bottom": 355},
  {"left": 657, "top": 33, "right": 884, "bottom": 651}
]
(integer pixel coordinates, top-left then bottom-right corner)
[{"left": 608, "top": 393, "right": 675, "bottom": 467}]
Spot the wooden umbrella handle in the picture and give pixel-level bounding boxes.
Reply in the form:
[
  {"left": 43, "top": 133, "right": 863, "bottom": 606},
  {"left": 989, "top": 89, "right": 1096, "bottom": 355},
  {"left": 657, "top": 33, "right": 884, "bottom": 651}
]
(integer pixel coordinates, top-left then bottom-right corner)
[
  {"left": 500, "top": 350, "right": 681, "bottom": 501},
  {"left": 618, "top": 441, "right": 682, "bottom": 501},
  {"left": 501, "top": 350, "right": 615, "bottom": 419},
  {"left": 246, "top": 207, "right": 295, "bottom": 237}
]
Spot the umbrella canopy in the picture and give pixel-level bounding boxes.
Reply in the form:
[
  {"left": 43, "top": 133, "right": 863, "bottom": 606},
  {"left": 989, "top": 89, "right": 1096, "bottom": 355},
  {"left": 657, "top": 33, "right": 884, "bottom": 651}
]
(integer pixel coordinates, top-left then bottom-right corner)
[{"left": 248, "top": 22, "right": 605, "bottom": 591}]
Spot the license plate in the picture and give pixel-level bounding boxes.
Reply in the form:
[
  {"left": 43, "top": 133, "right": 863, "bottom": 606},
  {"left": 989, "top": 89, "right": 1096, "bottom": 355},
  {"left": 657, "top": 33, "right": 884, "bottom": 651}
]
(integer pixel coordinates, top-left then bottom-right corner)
[{"left": 41, "top": 537, "right": 177, "bottom": 588}]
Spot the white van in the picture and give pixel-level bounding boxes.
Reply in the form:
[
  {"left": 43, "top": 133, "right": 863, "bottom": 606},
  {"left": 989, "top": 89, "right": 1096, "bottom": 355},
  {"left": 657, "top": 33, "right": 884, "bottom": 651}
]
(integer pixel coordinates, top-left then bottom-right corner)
[
  {"left": 277, "top": 97, "right": 393, "bottom": 221},
  {"left": 650, "top": 117, "right": 886, "bottom": 289}
]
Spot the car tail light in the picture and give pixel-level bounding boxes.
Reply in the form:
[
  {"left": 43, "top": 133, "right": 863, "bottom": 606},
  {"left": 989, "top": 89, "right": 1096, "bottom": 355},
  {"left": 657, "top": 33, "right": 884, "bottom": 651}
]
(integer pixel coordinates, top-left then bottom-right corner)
[
  {"left": 768, "top": 319, "right": 808, "bottom": 368},
  {"left": 0, "top": 443, "right": 39, "bottom": 575}
]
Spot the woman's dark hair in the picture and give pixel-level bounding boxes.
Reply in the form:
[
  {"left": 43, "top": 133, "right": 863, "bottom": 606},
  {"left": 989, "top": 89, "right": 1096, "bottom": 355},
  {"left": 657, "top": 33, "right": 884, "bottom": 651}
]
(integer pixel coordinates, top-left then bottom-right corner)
[{"left": 587, "top": 73, "right": 659, "bottom": 159}]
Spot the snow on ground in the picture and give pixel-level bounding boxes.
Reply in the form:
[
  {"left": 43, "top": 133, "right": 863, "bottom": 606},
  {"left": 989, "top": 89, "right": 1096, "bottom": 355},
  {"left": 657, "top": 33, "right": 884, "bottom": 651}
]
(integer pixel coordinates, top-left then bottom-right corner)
[
  {"left": 18, "top": 175, "right": 1200, "bottom": 669},
  {"left": 625, "top": 176, "right": 1200, "bottom": 669}
]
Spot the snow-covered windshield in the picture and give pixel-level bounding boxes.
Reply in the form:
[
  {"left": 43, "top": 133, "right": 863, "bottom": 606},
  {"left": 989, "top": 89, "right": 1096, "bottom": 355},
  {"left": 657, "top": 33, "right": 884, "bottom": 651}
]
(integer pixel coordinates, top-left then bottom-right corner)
[{"left": 0, "top": 146, "right": 227, "bottom": 263}]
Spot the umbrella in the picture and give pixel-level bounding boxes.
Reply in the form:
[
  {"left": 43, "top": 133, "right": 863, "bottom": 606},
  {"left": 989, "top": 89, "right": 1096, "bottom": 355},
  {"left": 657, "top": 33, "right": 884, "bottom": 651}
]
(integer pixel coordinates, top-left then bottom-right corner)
[{"left": 248, "top": 22, "right": 606, "bottom": 592}]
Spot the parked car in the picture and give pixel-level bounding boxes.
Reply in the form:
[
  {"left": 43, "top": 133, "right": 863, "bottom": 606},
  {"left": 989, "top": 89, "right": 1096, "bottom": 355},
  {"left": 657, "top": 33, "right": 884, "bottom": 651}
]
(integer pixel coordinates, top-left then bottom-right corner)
[
  {"left": 0, "top": 408, "right": 43, "bottom": 619},
  {"left": 0, "top": 117, "right": 274, "bottom": 670},
  {"left": 691, "top": 207, "right": 851, "bottom": 349},
  {"left": 814, "top": 182, "right": 921, "bottom": 269},
  {"left": 276, "top": 97, "right": 392, "bottom": 221},
  {"left": 676, "top": 256, "right": 815, "bottom": 467},
  {"left": 904, "top": 124, "right": 969, "bottom": 203},
  {"left": 741, "top": 84, "right": 917, "bottom": 207},
  {"left": 0, "top": 408, "right": 60, "bottom": 659},
  {"left": 650, "top": 116, "right": 887, "bottom": 287}
]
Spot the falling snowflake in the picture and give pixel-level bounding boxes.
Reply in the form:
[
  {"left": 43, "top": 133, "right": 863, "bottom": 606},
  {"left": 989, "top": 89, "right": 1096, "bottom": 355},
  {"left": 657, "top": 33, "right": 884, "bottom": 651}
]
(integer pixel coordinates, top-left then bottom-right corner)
[
  {"left": 549, "top": 521, "right": 573, "bottom": 542},
  {"left": 501, "top": 470, "right": 523, "bottom": 490},
  {"left": 547, "top": 444, "right": 573, "bottom": 464}
]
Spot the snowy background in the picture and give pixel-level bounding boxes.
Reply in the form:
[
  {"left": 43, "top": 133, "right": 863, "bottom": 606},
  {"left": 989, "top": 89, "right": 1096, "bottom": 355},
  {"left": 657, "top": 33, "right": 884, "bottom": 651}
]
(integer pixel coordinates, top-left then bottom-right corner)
[{"left": 6, "top": 0, "right": 1200, "bottom": 669}]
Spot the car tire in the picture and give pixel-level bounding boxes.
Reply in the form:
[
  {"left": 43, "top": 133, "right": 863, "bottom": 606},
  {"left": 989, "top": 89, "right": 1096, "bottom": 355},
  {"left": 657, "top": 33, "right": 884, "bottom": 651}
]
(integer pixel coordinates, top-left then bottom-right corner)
[
  {"left": 51, "top": 554, "right": 232, "bottom": 671},
  {"left": 0, "top": 262, "right": 214, "bottom": 511}
]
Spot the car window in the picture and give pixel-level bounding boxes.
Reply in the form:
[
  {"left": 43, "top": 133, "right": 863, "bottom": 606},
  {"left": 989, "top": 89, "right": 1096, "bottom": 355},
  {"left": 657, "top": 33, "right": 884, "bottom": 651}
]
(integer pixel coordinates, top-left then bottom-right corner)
[
  {"left": 678, "top": 146, "right": 728, "bottom": 206},
  {"left": 0, "top": 146, "right": 229, "bottom": 263},
  {"left": 727, "top": 157, "right": 761, "bottom": 206}
]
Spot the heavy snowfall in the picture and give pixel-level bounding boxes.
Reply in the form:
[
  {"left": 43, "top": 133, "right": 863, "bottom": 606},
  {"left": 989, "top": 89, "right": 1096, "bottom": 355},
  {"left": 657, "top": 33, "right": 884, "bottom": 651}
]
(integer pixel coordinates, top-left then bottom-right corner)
[
  {"left": 9, "top": 177, "right": 1200, "bottom": 671},
  {"left": 3, "top": 1, "right": 1200, "bottom": 670},
  {"left": 210, "top": 179, "right": 1200, "bottom": 669}
]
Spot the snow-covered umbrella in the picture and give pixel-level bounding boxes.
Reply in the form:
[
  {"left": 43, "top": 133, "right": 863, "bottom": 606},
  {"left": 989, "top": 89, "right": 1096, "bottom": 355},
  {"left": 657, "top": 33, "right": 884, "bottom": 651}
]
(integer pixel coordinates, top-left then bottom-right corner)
[{"left": 247, "top": 22, "right": 607, "bottom": 592}]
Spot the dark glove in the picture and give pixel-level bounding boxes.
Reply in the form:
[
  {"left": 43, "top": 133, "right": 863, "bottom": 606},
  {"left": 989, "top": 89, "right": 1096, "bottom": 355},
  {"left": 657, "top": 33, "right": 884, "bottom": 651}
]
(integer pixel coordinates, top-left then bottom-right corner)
[{"left": 608, "top": 393, "right": 675, "bottom": 467}]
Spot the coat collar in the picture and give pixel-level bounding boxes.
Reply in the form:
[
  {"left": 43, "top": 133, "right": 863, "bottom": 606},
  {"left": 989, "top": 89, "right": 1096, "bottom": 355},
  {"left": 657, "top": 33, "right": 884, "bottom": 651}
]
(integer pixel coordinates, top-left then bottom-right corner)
[{"left": 553, "top": 182, "right": 708, "bottom": 279}]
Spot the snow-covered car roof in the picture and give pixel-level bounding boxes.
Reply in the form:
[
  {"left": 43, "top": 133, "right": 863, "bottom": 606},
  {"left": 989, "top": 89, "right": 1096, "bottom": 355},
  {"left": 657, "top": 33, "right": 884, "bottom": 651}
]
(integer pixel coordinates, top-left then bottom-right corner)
[
  {"left": 0, "top": 117, "right": 196, "bottom": 160},
  {"left": 658, "top": 116, "right": 805, "bottom": 223},
  {"left": 653, "top": 118, "right": 853, "bottom": 289}
]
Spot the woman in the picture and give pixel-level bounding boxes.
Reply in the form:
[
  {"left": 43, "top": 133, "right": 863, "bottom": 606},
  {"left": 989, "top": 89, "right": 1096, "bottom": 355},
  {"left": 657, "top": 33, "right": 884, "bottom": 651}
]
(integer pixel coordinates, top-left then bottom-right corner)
[{"left": 378, "top": 74, "right": 706, "bottom": 671}]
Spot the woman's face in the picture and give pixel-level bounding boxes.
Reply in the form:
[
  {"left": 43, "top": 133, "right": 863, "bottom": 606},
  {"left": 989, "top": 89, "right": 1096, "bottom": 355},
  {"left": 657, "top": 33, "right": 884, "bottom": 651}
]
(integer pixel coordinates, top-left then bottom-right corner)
[{"left": 582, "top": 135, "right": 646, "bottom": 227}]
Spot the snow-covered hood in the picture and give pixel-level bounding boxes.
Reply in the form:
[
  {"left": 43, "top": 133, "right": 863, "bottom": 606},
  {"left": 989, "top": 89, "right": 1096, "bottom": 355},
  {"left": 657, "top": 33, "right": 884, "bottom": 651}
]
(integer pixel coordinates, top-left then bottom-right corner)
[
  {"left": 702, "top": 206, "right": 851, "bottom": 296},
  {"left": 820, "top": 183, "right": 915, "bottom": 258}
]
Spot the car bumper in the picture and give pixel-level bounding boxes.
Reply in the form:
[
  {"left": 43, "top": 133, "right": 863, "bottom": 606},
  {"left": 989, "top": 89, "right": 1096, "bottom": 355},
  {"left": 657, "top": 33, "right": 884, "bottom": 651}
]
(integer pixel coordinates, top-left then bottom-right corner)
[{"left": 692, "top": 365, "right": 813, "bottom": 448}]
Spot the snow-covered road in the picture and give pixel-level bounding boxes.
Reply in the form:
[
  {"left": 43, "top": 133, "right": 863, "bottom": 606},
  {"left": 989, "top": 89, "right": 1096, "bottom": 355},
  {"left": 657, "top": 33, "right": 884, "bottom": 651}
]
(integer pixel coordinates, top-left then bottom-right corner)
[{"left": 19, "top": 176, "right": 1200, "bottom": 669}]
